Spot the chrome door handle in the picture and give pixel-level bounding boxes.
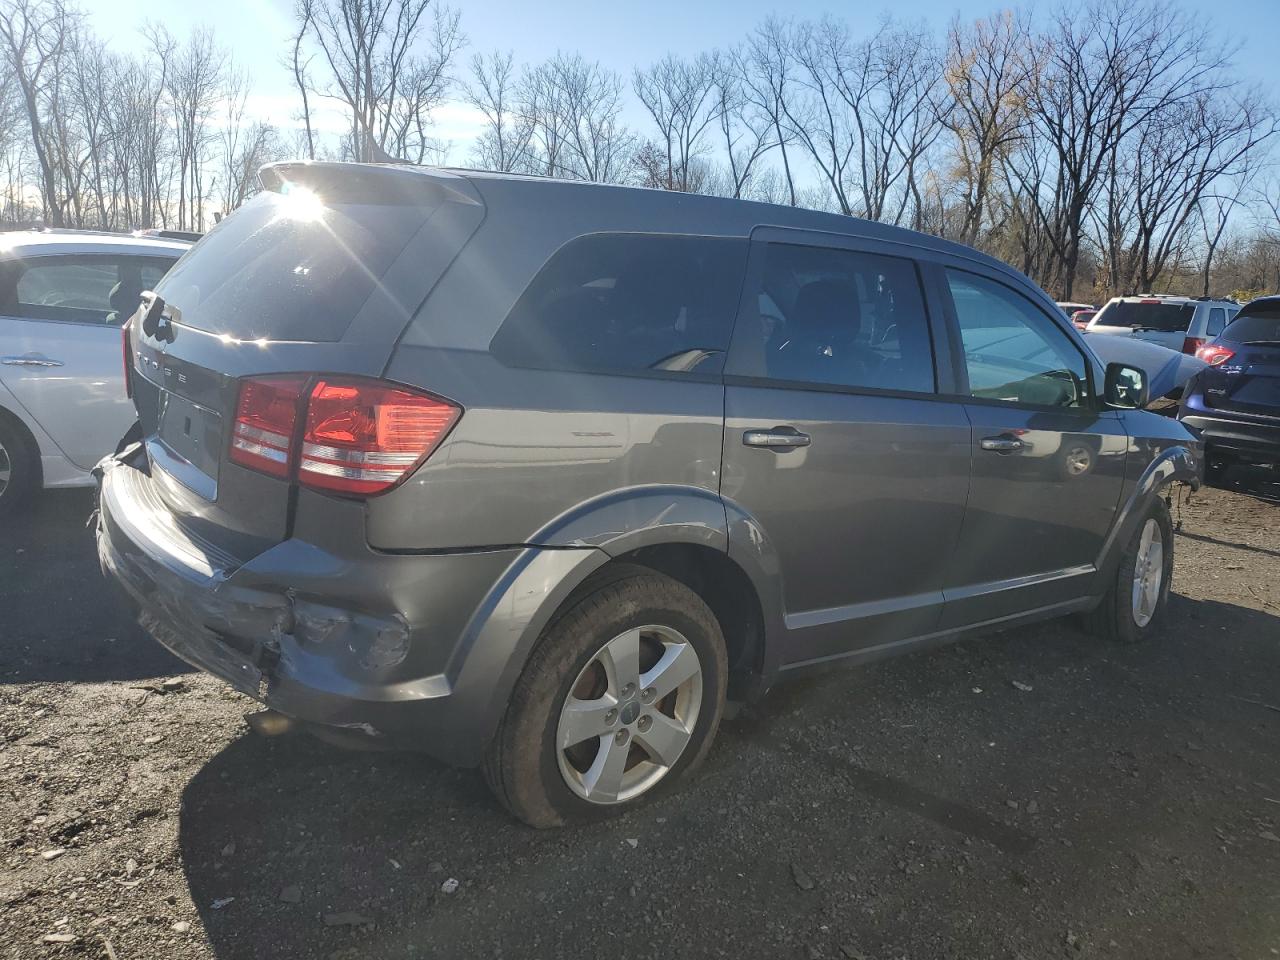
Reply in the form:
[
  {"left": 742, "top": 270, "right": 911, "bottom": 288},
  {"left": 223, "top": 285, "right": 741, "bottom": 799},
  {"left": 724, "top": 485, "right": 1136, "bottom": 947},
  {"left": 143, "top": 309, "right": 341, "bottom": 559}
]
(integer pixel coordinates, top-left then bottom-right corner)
[
  {"left": 2, "top": 354, "right": 63, "bottom": 367},
  {"left": 979, "top": 435, "right": 1024, "bottom": 452},
  {"left": 743, "top": 428, "right": 811, "bottom": 449}
]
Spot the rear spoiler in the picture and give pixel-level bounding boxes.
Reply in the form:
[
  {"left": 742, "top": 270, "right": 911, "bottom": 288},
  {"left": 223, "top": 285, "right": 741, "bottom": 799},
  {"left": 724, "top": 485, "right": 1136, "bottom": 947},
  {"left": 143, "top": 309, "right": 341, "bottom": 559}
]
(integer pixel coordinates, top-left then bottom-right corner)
[{"left": 258, "top": 161, "right": 482, "bottom": 209}]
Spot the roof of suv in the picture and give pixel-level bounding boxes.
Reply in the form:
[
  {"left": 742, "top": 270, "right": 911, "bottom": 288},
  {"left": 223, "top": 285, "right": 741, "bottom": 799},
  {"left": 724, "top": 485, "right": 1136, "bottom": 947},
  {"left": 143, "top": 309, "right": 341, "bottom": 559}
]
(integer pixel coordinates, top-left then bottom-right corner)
[
  {"left": 441, "top": 165, "right": 1017, "bottom": 276},
  {"left": 0, "top": 229, "right": 190, "bottom": 260},
  {"left": 1105, "top": 294, "right": 1237, "bottom": 306},
  {"left": 259, "top": 161, "right": 1035, "bottom": 295}
]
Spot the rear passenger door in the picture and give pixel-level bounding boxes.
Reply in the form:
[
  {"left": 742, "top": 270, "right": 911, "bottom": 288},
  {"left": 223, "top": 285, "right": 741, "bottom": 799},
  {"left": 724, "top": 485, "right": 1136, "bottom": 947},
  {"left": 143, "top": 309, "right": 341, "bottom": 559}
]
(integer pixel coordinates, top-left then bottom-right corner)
[
  {"left": 0, "top": 254, "right": 174, "bottom": 470},
  {"left": 935, "top": 268, "right": 1128, "bottom": 626},
  {"left": 721, "top": 229, "right": 971, "bottom": 667}
]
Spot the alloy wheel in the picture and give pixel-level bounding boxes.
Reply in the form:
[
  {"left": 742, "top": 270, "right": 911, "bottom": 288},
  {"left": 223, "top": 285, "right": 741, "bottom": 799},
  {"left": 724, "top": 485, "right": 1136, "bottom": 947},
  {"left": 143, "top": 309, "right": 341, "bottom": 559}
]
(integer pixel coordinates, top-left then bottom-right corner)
[
  {"left": 0, "top": 438, "right": 11, "bottom": 500},
  {"left": 1131, "top": 518, "right": 1164, "bottom": 628},
  {"left": 556, "top": 624, "right": 703, "bottom": 804}
]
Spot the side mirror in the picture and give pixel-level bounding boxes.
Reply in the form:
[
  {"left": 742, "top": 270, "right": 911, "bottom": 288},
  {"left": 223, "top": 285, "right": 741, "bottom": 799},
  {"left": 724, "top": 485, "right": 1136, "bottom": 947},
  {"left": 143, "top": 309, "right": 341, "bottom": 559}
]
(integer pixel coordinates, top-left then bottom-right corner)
[{"left": 1104, "top": 362, "right": 1149, "bottom": 410}]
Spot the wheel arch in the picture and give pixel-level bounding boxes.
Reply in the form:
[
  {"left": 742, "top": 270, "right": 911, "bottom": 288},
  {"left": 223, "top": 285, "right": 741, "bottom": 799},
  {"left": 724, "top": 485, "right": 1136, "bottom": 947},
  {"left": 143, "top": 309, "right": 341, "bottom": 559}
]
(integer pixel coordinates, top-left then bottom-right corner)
[
  {"left": 1095, "top": 442, "right": 1196, "bottom": 583},
  {"left": 0, "top": 401, "right": 43, "bottom": 489}
]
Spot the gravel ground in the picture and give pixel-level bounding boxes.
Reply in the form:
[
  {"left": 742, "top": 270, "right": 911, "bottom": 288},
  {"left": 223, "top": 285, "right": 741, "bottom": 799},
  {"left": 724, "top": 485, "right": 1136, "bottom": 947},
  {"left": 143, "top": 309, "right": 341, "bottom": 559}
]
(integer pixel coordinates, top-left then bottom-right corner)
[{"left": 2, "top": 468, "right": 1279, "bottom": 960}]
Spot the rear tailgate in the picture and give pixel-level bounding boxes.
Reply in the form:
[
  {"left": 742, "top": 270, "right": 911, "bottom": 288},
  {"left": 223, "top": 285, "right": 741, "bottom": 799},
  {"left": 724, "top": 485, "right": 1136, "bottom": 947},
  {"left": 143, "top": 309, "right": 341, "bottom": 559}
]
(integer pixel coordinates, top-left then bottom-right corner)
[
  {"left": 1201, "top": 310, "right": 1280, "bottom": 417},
  {"left": 126, "top": 163, "right": 484, "bottom": 562},
  {"left": 1088, "top": 300, "right": 1194, "bottom": 351}
]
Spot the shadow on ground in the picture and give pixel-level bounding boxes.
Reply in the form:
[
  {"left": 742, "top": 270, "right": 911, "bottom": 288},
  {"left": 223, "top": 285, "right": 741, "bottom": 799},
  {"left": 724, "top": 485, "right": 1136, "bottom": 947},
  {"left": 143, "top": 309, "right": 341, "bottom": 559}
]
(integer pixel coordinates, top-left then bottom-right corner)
[
  {"left": 178, "top": 598, "right": 1280, "bottom": 960},
  {"left": 1208, "top": 462, "right": 1280, "bottom": 505},
  {"left": 0, "top": 488, "right": 188, "bottom": 683}
]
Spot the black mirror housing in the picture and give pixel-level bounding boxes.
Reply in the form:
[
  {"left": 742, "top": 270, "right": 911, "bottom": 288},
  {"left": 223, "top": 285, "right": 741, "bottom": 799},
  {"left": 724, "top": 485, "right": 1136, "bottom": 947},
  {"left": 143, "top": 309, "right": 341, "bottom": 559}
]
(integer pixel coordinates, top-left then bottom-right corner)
[{"left": 1104, "top": 362, "right": 1149, "bottom": 410}]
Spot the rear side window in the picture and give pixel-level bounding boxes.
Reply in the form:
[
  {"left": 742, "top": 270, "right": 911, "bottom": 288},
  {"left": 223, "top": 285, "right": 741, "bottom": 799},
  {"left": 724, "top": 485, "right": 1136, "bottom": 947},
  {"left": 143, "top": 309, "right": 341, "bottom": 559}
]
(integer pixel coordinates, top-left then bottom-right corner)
[
  {"left": 1207, "top": 307, "right": 1227, "bottom": 337},
  {"left": 155, "top": 184, "right": 433, "bottom": 342},
  {"left": 2, "top": 255, "right": 177, "bottom": 326},
  {"left": 726, "top": 243, "right": 936, "bottom": 393},
  {"left": 1222, "top": 308, "right": 1280, "bottom": 344},
  {"left": 1093, "top": 301, "right": 1195, "bottom": 332},
  {"left": 489, "top": 234, "right": 748, "bottom": 376}
]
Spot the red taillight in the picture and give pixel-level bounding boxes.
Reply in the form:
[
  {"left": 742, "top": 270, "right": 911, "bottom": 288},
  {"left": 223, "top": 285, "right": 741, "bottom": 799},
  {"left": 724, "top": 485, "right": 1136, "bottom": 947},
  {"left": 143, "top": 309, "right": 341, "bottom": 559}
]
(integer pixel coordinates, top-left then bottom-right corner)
[
  {"left": 228, "top": 375, "right": 460, "bottom": 496},
  {"left": 1181, "top": 336, "right": 1205, "bottom": 356},
  {"left": 1195, "top": 343, "right": 1236, "bottom": 366},
  {"left": 229, "top": 376, "right": 306, "bottom": 478},
  {"left": 122, "top": 320, "right": 133, "bottom": 399},
  {"left": 299, "top": 378, "right": 460, "bottom": 495}
]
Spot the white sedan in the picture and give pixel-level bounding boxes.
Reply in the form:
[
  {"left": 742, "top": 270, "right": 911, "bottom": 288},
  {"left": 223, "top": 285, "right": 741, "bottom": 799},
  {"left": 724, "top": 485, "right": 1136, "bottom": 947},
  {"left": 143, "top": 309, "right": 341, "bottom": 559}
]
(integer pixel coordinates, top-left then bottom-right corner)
[{"left": 0, "top": 230, "right": 190, "bottom": 513}]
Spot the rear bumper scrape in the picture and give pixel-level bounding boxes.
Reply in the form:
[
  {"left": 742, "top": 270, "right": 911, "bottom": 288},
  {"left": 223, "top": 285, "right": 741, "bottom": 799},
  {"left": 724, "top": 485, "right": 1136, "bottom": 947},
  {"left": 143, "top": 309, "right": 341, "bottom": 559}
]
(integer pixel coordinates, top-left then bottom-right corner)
[{"left": 96, "top": 454, "right": 535, "bottom": 764}]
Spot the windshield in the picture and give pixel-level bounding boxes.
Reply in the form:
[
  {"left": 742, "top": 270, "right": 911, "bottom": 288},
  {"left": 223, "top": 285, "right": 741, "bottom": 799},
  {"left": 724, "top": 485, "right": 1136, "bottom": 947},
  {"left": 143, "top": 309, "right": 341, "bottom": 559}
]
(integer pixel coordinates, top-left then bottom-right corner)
[
  {"left": 155, "top": 186, "right": 432, "bottom": 342},
  {"left": 1093, "top": 301, "right": 1194, "bottom": 332},
  {"left": 1222, "top": 308, "right": 1280, "bottom": 344}
]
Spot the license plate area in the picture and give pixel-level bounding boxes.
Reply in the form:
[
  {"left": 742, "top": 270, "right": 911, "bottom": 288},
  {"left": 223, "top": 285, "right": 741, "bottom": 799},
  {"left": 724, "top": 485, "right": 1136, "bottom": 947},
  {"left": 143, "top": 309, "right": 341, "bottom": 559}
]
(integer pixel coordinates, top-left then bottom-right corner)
[{"left": 150, "top": 390, "right": 223, "bottom": 500}]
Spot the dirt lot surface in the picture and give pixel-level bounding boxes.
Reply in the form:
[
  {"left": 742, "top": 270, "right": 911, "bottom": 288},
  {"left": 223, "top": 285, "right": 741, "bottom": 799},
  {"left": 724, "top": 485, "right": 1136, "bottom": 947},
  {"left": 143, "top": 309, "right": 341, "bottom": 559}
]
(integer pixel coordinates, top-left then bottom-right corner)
[{"left": 2, "top": 470, "right": 1279, "bottom": 960}]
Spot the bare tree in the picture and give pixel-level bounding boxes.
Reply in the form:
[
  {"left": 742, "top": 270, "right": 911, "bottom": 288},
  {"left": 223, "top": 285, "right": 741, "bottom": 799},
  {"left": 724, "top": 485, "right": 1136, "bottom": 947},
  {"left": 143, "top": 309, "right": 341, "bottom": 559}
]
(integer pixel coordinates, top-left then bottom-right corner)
[
  {"left": 633, "top": 52, "right": 718, "bottom": 191},
  {"left": 942, "top": 10, "right": 1031, "bottom": 245},
  {"left": 0, "top": 0, "right": 80, "bottom": 225},
  {"left": 742, "top": 17, "right": 798, "bottom": 206},
  {"left": 464, "top": 49, "right": 533, "bottom": 171},
  {"left": 1008, "top": 0, "right": 1234, "bottom": 297},
  {"left": 520, "top": 53, "right": 634, "bottom": 182},
  {"left": 288, "top": 0, "right": 316, "bottom": 160},
  {"left": 1099, "top": 88, "right": 1278, "bottom": 293},
  {"left": 159, "top": 26, "right": 225, "bottom": 230},
  {"left": 300, "top": 0, "right": 463, "bottom": 163},
  {"left": 708, "top": 46, "right": 775, "bottom": 199}
]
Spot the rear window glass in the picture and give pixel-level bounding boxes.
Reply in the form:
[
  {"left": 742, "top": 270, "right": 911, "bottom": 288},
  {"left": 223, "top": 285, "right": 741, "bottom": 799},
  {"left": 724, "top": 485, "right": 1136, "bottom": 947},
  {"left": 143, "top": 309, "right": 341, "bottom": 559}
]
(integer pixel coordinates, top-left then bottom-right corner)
[
  {"left": 1222, "top": 309, "right": 1280, "bottom": 344},
  {"left": 154, "top": 187, "right": 430, "bottom": 342},
  {"left": 489, "top": 234, "right": 748, "bottom": 376},
  {"left": 1093, "top": 301, "right": 1194, "bottom": 332}
]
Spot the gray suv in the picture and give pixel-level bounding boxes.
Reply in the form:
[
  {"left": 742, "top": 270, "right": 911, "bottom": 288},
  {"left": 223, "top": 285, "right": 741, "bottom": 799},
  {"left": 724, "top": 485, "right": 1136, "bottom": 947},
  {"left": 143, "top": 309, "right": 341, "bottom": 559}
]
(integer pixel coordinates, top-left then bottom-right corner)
[{"left": 96, "top": 162, "right": 1199, "bottom": 827}]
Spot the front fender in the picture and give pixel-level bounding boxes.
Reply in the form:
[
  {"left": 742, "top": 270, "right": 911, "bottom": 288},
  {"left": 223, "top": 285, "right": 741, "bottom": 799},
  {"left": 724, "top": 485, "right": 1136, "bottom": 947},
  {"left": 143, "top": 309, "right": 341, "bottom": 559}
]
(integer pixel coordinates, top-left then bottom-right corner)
[{"left": 1096, "top": 442, "right": 1198, "bottom": 582}]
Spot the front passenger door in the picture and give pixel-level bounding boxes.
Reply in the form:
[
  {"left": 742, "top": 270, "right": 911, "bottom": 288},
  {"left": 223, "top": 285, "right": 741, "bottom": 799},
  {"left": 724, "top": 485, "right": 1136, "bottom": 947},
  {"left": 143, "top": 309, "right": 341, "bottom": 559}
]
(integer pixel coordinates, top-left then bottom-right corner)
[{"left": 939, "top": 269, "right": 1128, "bottom": 626}]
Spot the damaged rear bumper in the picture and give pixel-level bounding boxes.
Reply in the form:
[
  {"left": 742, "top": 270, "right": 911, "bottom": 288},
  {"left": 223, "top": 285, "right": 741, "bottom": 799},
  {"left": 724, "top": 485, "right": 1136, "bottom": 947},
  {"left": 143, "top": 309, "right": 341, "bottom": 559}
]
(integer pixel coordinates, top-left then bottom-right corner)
[{"left": 95, "top": 453, "right": 527, "bottom": 765}]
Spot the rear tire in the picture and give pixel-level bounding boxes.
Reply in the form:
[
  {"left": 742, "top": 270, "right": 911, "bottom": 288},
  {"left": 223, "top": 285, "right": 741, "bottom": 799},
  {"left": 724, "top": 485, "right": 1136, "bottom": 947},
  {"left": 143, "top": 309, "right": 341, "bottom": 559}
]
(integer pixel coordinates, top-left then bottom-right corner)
[
  {"left": 483, "top": 568, "right": 727, "bottom": 828},
  {"left": 0, "top": 417, "right": 36, "bottom": 517},
  {"left": 1084, "top": 498, "right": 1174, "bottom": 644}
]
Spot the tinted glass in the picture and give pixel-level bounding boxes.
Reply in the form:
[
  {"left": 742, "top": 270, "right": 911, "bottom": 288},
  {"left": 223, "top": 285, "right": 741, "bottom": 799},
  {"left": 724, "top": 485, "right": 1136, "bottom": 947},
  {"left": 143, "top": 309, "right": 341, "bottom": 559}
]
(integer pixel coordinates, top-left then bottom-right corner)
[
  {"left": 1222, "top": 308, "right": 1280, "bottom": 344},
  {"left": 947, "top": 270, "right": 1090, "bottom": 408},
  {"left": 1207, "top": 308, "right": 1227, "bottom": 337},
  {"left": 155, "top": 185, "right": 432, "bottom": 342},
  {"left": 728, "top": 243, "right": 935, "bottom": 393},
  {"left": 1093, "top": 301, "right": 1195, "bottom": 332},
  {"left": 490, "top": 234, "right": 748, "bottom": 376},
  {"left": 12, "top": 256, "right": 119, "bottom": 324}
]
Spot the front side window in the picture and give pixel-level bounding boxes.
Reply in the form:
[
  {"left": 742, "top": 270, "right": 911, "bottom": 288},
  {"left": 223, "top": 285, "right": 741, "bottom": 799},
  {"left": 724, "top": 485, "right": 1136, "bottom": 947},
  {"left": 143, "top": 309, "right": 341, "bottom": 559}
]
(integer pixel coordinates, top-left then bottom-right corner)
[
  {"left": 946, "top": 270, "right": 1091, "bottom": 409},
  {"left": 489, "top": 234, "right": 748, "bottom": 376},
  {"left": 728, "top": 243, "right": 936, "bottom": 393}
]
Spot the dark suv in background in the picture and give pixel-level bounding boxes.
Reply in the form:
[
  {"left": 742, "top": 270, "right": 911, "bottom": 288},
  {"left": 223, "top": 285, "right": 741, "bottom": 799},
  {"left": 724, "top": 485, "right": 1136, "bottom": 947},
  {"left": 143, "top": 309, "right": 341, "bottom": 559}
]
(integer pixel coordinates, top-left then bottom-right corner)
[
  {"left": 1180, "top": 296, "right": 1280, "bottom": 481},
  {"left": 97, "top": 162, "right": 1198, "bottom": 827}
]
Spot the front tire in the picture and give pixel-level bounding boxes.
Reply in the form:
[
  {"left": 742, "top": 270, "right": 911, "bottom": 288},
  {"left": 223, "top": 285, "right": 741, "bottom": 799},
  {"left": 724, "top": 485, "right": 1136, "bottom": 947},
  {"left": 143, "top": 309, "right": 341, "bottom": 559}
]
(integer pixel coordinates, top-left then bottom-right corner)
[
  {"left": 483, "top": 568, "right": 727, "bottom": 828},
  {"left": 1085, "top": 498, "right": 1174, "bottom": 644}
]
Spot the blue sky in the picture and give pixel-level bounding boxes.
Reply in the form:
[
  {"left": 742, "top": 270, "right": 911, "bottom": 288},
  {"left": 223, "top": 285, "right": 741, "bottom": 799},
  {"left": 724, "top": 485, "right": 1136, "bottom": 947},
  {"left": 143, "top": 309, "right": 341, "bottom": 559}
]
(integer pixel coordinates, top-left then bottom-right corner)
[{"left": 85, "top": 0, "right": 1279, "bottom": 156}]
